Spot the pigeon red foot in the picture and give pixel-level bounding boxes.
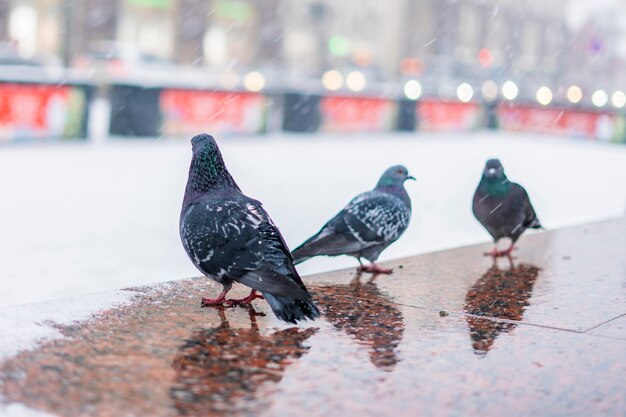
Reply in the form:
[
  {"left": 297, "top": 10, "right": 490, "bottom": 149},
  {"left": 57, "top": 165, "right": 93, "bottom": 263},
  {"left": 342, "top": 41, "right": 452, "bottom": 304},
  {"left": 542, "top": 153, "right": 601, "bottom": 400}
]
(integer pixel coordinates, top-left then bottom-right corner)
[
  {"left": 357, "top": 263, "right": 393, "bottom": 274},
  {"left": 484, "top": 244, "right": 515, "bottom": 258},
  {"left": 226, "top": 290, "right": 264, "bottom": 306},
  {"left": 201, "top": 289, "right": 230, "bottom": 307}
]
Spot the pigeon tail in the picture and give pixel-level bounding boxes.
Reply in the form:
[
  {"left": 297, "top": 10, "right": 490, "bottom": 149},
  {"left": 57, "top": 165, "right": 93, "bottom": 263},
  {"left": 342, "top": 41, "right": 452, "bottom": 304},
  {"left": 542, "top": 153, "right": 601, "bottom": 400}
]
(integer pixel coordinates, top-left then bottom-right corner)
[
  {"left": 292, "top": 230, "right": 362, "bottom": 264},
  {"left": 263, "top": 293, "right": 320, "bottom": 324},
  {"left": 291, "top": 235, "right": 318, "bottom": 264},
  {"left": 291, "top": 231, "right": 322, "bottom": 264},
  {"left": 292, "top": 253, "right": 312, "bottom": 265}
]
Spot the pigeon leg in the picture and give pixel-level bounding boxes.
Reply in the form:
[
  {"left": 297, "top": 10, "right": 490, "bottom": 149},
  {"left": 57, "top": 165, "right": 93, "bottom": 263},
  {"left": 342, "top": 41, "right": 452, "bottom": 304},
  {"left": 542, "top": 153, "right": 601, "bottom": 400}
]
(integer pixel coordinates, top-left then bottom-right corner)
[
  {"left": 201, "top": 288, "right": 230, "bottom": 307},
  {"left": 483, "top": 246, "right": 501, "bottom": 257},
  {"left": 500, "top": 242, "right": 515, "bottom": 256},
  {"left": 484, "top": 243, "right": 515, "bottom": 258},
  {"left": 357, "top": 262, "right": 393, "bottom": 274},
  {"left": 503, "top": 254, "right": 515, "bottom": 270},
  {"left": 226, "top": 289, "right": 264, "bottom": 306}
]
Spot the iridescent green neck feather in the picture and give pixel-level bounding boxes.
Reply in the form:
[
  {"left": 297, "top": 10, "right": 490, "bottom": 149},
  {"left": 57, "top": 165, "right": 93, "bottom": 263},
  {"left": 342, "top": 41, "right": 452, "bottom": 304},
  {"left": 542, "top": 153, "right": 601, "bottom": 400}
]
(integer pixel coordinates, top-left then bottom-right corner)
[
  {"left": 479, "top": 175, "right": 510, "bottom": 197},
  {"left": 183, "top": 144, "right": 240, "bottom": 206}
]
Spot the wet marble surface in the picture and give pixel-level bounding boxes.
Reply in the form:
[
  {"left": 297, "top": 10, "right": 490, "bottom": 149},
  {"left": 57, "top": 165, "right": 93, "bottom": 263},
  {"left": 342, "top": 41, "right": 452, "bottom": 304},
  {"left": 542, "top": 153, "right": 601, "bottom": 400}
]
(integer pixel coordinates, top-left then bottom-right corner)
[{"left": 1, "top": 219, "right": 625, "bottom": 417}]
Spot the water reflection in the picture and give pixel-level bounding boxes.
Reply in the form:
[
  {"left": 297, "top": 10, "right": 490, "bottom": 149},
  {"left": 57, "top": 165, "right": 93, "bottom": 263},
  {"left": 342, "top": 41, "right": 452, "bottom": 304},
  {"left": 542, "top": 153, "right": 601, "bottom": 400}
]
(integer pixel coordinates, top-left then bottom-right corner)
[
  {"left": 170, "top": 307, "right": 317, "bottom": 416},
  {"left": 313, "top": 273, "right": 405, "bottom": 372},
  {"left": 465, "top": 257, "right": 540, "bottom": 355}
]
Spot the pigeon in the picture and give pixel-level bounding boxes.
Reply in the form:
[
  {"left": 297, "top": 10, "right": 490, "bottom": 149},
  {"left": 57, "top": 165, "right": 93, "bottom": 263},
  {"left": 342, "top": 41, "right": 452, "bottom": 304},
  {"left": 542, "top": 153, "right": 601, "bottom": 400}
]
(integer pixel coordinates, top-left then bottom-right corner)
[
  {"left": 472, "top": 159, "right": 542, "bottom": 257},
  {"left": 179, "top": 134, "right": 320, "bottom": 323},
  {"left": 291, "top": 165, "right": 414, "bottom": 274}
]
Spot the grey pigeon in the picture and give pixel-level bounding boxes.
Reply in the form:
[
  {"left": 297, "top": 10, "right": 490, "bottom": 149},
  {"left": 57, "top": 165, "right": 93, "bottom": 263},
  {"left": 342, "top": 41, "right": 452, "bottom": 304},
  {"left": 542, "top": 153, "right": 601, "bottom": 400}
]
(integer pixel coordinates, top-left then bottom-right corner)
[
  {"left": 292, "top": 165, "right": 414, "bottom": 274},
  {"left": 179, "top": 134, "right": 320, "bottom": 323},
  {"left": 472, "top": 159, "right": 542, "bottom": 257}
]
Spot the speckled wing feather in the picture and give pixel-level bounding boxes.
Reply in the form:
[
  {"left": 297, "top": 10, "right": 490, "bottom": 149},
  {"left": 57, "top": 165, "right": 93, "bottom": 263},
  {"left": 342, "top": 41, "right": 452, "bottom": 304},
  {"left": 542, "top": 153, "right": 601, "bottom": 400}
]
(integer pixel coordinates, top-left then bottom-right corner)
[
  {"left": 292, "top": 191, "right": 410, "bottom": 261},
  {"left": 345, "top": 191, "right": 411, "bottom": 243},
  {"left": 180, "top": 196, "right": 309, "bottom": 300}
]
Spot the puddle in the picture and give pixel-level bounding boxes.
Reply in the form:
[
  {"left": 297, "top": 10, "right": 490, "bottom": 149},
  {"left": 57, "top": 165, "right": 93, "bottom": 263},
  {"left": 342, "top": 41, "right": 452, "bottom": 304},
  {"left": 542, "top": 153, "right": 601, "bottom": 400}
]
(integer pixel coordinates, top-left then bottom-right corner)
[{"left": 464, "top": 261, "right": 540, "bottom": 354}]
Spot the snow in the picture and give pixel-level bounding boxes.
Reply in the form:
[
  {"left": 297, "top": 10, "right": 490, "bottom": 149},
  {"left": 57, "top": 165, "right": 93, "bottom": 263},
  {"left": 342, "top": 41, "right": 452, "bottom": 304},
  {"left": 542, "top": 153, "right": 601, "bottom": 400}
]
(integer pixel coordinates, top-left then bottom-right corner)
[
  {"left": 0, "top": 289, "right": 134, "bottom": 361},
  {"left": 0, "top": 403, "right": 57, "bottom": 417},
  {"left": 0, "top": 132, "right": 625, "bottom": 310}
]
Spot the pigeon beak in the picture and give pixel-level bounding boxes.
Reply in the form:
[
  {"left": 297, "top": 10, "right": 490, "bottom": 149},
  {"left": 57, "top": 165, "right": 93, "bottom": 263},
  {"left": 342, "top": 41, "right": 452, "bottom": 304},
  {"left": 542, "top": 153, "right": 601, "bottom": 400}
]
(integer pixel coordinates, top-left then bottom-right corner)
[
  {"left": 487, "top": 168, "right": 497, "bottom": 175},
  {"left": 407, "top": 175, "right": 416, "bottom": 181}
]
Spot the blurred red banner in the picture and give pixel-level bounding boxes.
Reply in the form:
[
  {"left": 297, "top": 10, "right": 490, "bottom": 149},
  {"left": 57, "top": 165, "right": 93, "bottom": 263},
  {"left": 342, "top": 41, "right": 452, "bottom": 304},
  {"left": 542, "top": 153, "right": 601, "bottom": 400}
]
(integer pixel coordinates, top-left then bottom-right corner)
[
  {"left": 418, "top": 100, "right": 482, "bottom": 131},
  {"left": 497, "top": 104, "right": 616, "bottom": 139},
  {"left": 320, "top": 96, "right": 396, "bottom": 132},
  {"left": 160, "top": 89, "right": 266, "bottom": 136},
  {"left": 0, "top": 83, "right": 84, "bottom": 141}
]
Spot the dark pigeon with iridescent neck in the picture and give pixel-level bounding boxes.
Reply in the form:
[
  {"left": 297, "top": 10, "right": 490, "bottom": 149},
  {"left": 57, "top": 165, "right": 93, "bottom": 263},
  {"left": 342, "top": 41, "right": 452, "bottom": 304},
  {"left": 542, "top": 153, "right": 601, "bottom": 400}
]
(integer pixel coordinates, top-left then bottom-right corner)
[
  {"left": 472, "top": 159, "right": 542, "bottom": 257},
  {"left": 180, "top": 134, "right": 319, "bottom": 323},
  {"left": 292, "top": 165, "right": 414, "bottom": 274}
]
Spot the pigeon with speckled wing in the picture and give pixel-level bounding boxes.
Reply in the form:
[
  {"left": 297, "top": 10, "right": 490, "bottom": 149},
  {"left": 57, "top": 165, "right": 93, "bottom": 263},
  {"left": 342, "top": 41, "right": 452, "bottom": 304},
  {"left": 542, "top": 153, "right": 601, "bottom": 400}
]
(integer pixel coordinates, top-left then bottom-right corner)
[
  {"left": 292, "top": 165, "right": 414, "bottom": 274},
  {"left": 472, "top": 159, "right": 542, "bottom": 257},
  {"left": 180, "top": 134, "right": 319, "bottom": 323}
]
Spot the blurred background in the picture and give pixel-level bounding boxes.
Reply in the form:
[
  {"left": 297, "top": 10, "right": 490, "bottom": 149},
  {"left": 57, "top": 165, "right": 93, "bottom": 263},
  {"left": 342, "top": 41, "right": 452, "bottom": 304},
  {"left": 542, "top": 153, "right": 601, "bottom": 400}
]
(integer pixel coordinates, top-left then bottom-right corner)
[
  {"left": 1, "top": 0, "right": 626, "bottom": 139},
  {"left": 1, "top": 0, "right": 625, "bottom": 307}
]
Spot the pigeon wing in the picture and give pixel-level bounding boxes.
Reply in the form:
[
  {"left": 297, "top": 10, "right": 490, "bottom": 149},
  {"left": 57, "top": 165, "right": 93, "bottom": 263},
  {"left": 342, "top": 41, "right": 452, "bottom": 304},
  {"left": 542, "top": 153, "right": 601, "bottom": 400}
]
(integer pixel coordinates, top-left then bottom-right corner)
[
  {"left": 180, "top": 198, "right": 308, "bottom": 299},
  {"left": 510, "top": 182, "right": 541, "bottom": 229},
  {"left": 344, "top": 191, "right": 411, "bottom": 244},
  {"left": 292, "top": 191, "right": 410, "bottom": 260}
]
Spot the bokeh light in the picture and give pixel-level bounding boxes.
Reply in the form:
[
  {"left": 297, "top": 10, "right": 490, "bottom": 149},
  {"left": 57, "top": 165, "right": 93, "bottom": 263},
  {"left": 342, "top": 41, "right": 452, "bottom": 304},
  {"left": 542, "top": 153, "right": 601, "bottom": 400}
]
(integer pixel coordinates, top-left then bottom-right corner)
[
  {"left": 321, "top": 70, "right": 343, "bottom": 91},
  {"left": 566, "top": 86, "right": 582, "bottom": 104},
  {"left": 536, "top": 86, "right": 553, "bottom": 106},
  {"left": 404, "top": 80, "right": 422, "bottom": 100},
  {"left": 591, "top": 90, "right": 608, "bottom": 107},
  {"left": 612, "top": 91, "right": 626, "bottom": 108},
  {"left": 457, "top": 83, "right": 474, "bottom": 103},
  {"left": 481, "top": 80, "right": 498, "bottom": 101},
  {"left": 346, "top": 71, "right": 366, "bottom": 92},
  {"left": 243, "top": 71, "right": 265, "bottom": 92},
  {"left": 502, "top": 81, "right": 519, "bottom": 100}
]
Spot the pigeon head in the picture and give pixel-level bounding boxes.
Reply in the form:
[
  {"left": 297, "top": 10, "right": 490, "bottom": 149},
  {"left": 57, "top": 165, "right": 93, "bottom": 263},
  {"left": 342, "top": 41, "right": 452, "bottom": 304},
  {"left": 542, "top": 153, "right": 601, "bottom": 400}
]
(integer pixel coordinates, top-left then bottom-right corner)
[
  {"left": 185, "top": 134, "right": 240, "bottom": 198},
  {"left": 482, "top": 159, "right": 506, "bottom": 181},
  {"left": 375, "top": 165, "right": 415, "bottom": 192},
  {"left": 191, "top": 133, "right": 217, "bottom": 153}
]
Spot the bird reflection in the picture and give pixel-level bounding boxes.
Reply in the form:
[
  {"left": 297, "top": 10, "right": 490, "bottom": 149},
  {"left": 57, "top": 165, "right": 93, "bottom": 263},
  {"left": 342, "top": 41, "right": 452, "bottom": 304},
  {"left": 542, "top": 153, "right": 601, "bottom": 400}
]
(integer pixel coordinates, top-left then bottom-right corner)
[
  {"left": 170, "top": 306, "right": 317, "bottom": 416},
  {"left": 465, "top": 256, "right": 540, "bottom": 354},
  {"left": 313, "top": 273, "right": 405, "bottom": 372}
]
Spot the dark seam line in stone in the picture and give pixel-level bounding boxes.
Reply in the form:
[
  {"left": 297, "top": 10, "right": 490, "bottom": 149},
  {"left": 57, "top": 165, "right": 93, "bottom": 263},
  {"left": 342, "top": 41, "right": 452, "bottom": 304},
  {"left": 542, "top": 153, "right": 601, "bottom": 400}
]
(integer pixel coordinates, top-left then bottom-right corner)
[
  {"left": 460, "top": 312, "right": 583, "bottom": 334},
  {"left": 581, "top": 313, "right": 626, "bottom": 333},
  {"left": 322, "top": 292, "right": 586, "bottom": 335}
]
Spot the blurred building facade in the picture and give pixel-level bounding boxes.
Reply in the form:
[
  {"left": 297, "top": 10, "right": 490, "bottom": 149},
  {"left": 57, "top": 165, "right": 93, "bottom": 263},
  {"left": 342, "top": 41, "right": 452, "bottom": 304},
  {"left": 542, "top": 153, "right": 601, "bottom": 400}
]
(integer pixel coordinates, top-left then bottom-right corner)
[{"left": 1, "top": 0, "right": 625, "bottom": 93}]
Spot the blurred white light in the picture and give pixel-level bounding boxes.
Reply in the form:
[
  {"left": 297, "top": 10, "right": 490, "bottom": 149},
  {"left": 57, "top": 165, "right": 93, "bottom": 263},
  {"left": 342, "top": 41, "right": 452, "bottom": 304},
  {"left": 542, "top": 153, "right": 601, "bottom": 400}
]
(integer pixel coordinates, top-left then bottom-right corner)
[
  {"left": 536, "top": 86, "right": 553, "bottom": 106},
  {"left": 612, "top": 91, "right": 626, "bottom": 108},
  {"left": 456, "top": 82, "right": 474, "bottom": 103},
  {"left": 346, "top": 71, "right": 366, "bottom": 92},
  {"left": 481, "top": 80, "right": 498, "bottom": 101},
  {"left": 566, "top": 86, "right": 582, "bottom": 104},
  {"left": 243, "top": 71, "right": 265, "bottom": 92},
  {"left": 404, "top": 80, "right": 422, "bottom": 100},
  {"left": 322, "top": 70, "right": 343, "bottom": 91},
  {"left": 219, "top": 71, "right": 239, "bottom": 89},
  {"left": 591, "top": 90, "right": 608, "bottom": 107},
  {"left": 502, "top": 81, "right": 519, "bottom": 100}
]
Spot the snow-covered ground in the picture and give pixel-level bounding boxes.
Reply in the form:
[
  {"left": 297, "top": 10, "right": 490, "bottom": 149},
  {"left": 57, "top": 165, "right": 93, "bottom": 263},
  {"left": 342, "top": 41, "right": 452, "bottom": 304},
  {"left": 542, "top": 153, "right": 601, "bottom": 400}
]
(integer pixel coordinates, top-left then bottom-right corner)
[{"left": 1, "top": 132, "right": 625, "bottom": 308}]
